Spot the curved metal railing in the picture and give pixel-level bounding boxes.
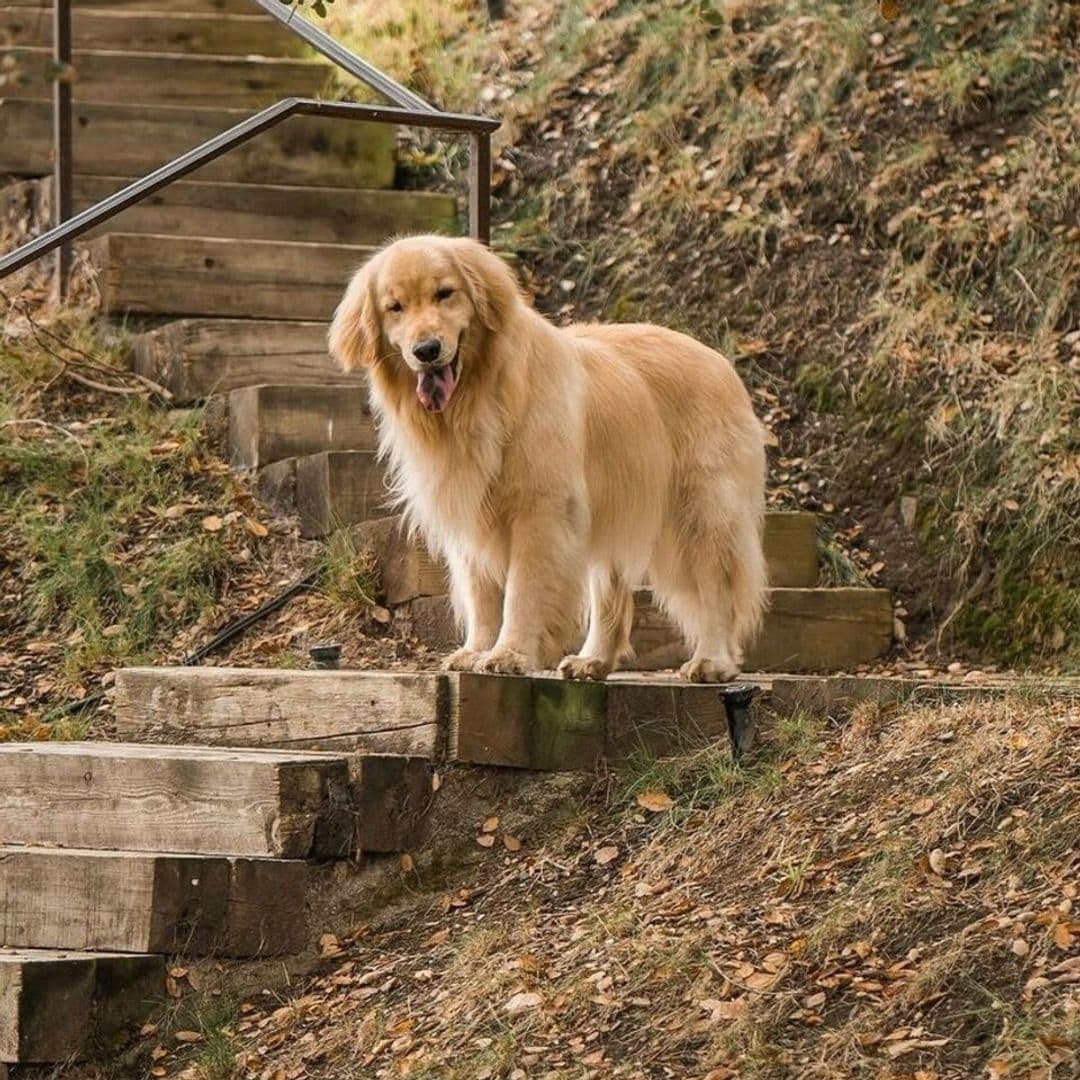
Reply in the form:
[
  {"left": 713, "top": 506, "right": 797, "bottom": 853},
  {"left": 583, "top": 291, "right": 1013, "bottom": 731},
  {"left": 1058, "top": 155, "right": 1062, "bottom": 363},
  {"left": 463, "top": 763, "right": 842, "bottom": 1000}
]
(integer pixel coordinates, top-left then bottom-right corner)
[{"left": 0, "top": 0, "right": 498, "bottom": 292}]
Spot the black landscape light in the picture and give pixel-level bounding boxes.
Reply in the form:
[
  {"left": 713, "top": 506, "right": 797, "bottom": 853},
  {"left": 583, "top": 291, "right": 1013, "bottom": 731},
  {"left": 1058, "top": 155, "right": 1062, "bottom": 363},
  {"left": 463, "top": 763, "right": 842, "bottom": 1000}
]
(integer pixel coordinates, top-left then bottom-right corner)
[
  {"left": 721, "top": 684, "right": 758, "bottom": 760},
  {"left": 309, "top": 643, "right": 343, "bottom": 669}
]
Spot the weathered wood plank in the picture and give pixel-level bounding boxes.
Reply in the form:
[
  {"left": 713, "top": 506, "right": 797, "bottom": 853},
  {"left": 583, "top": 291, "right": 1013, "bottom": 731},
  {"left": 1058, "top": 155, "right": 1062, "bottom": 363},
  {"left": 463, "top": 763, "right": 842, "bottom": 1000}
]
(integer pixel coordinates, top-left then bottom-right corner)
[
  {"left": 229, "top": 383, "right": 376, "bottom": 469},
  {"left": 0, "top": 9, "right": 309, "bottom": 56},
  {"left": 3, "top": 49, "right": 328, "bottom": 107},
  {"left": 0, "top": 847, "right": 306, "bottom": 956},
  {"left": 404, "top": 586, "right": 894, "bottom": 673},
  {"left": 5, "top": 0, "right": 250, "bottom": 9},
  {"left": 0, "top": 948, "right": 163, "bottom": 1064},
  {"left": 113, "top": 666, "right": 446, "bottom": 759},
  {"left": 449, "top": 674, "right": 727, "bottom": 769},
  {"left": 89, "top": 233, "right": 373, "bottom": 321},
  {"left": 131, "top": 319, "right": 352, "bottom": 402},
  {"left": 764, "top": 511, "right": 818, "bottom": 588},
  {"left": 353, "top": 757, "right": 434, "bottom": 853},
  {"left": 292, "top": 451, "right": 390, "bottom": 536},
  {"left": 0, "top": 100, "right": 395, "bottom": 186},
  {"left": 31, "top": 175, "right": 457, "bottom": 245},
  {"left": 352, "top": 515, "right": 448, "bottom": 604},
  {"left": 0, "top": 742, "right": 354, "bottom": 859}
]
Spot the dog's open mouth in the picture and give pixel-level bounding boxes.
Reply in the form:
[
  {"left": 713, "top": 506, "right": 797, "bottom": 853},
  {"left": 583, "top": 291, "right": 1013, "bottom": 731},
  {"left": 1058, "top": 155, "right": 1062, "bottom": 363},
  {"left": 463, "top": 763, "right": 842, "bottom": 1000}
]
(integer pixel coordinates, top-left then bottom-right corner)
[{"left": 416, "top": 353, "right": 460, "bottom": 413}]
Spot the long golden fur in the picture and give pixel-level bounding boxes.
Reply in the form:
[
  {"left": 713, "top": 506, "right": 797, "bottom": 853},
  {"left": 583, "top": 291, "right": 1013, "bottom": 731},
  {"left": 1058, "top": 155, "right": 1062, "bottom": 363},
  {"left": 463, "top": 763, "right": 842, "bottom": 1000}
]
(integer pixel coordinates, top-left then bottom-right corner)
[{"left": 329, "top": 235, "right": 768, "bottom": 681}]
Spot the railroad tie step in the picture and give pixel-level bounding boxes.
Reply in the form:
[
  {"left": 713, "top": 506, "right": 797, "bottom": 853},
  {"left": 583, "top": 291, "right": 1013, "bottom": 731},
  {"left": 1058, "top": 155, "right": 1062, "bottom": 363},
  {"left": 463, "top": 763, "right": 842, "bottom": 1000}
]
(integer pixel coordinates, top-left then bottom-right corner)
[
  {"left": 0, "top": 8, "right": 313, "bottom": 57},
  {"left": 30, "top": 176, "right": 456, "bottom": 246},
  {"left": 0, "top": 847, "right": 306, "bottom": 957},
  {"left": 2, "top": 49, "right": 329, "bottom": 108},
  {"left": 0, "top": 741, "right": 355, "bottom": 859},
  {"left": 0, "top": 948, "right": 164, "bottom": 1066},
  {"left": 228, "top": 383, "right": 376, "bottom": 469},
  {"left": 0, "top": 101, "right": 396, "bottom": 187},
  {"left": 88, "top": 234, "right": 377, "bottom": 321}
]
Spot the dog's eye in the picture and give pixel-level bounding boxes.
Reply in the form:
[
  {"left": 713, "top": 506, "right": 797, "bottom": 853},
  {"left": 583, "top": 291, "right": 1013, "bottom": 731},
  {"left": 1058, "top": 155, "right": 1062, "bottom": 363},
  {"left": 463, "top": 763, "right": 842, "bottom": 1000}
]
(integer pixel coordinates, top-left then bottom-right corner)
[
  {"left": 386, "top": 300, "right": 403, "bottom": 313},
  {"left": 435, "top": 287, "right": 455, "bottom": 302}
]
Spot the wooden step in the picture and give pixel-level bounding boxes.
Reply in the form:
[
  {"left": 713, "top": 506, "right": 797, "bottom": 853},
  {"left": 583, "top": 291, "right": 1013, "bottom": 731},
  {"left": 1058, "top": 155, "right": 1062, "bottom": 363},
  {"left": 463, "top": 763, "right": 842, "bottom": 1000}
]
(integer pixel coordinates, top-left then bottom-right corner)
[
  {"left": 258, "top": 450, "right": 390, "bottom": 536},
  {"left": 32, "top": 174, "right": 457, "bottom": 244},
  {"left": 0, "top": 8, "right": 309, "bottom": 55},
  {"left": 3, "top": 49, "right": 328, "bottom": 107},
  {"left": 0, "top": 847, "right": 306, "bottom": 956},
  {"left": 112, "top": 666, "right": 732, "bottom": 771},
  {"left": 115, "top": 668, "right": 447, "bottom": 758},
  {"left": 0, "top": 742, "right": 354, "bottom": 859},
  {"left": 131, "top": 319, "right": 352, "bottom": 401},
  {"left": 403, "top": 586, "right": 894, "bottom": 673},
  {"left": 349, "top": 512, "right": 820, "bottom": 600},
  {"left": 88, "top": 233, "right": 373, "bottom": 320},
  {"left": 6, "top": 0, "right": 251, "bottom": 10},
  {"left": 0, "top": 100, "right": 395, "bottom": 186},
  {"left": 0, "top": 948, "right": 163, "bottom": 1065},
  {"left": 229, "top": 383, "right": 376, "bottom": 469}
]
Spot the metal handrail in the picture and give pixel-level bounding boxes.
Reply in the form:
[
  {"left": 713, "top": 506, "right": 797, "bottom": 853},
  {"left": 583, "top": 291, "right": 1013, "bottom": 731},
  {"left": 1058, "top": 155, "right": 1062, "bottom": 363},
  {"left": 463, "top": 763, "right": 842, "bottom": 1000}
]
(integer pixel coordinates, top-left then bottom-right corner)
[{"left": 1, "top": 0, "right": 497, "bottom": 293}]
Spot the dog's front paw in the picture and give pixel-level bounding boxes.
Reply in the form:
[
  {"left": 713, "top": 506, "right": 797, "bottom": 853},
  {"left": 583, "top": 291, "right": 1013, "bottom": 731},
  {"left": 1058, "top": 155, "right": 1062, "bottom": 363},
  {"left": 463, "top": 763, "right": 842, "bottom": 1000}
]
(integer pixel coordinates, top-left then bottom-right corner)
[
  {"left": 443, "top": 647, "right": 486, "bottom": 672},
  {"left": 476, "top": 647, "right": 532, "bottom": 676},
  {"left": 680, "top": 656, "right": 740, "bottom": 683},
  {"left": 558, "top": 654, "right": 612, "bottom": 681}
]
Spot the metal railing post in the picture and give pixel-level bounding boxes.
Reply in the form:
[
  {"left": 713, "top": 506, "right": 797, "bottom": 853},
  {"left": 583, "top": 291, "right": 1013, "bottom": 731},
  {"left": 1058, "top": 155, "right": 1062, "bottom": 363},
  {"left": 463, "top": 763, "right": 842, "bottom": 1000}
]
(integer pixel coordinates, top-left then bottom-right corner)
[
  {"left": 469, "top": 131, "right": 491, "bottom": 245},
  {"left": 52, "top": 0, "right": 73, "bottom": 299}
]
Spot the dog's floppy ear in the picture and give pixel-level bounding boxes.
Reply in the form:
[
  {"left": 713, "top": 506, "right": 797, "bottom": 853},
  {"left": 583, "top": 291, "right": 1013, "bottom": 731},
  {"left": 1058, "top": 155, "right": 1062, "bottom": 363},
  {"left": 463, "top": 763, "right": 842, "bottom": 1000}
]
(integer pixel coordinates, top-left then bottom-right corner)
[
  {"left": 449, "top": 239, "right": 521, "bottom": 332},
  {"left": 329, "top": 257, "right": 381, "bottom": 371}
]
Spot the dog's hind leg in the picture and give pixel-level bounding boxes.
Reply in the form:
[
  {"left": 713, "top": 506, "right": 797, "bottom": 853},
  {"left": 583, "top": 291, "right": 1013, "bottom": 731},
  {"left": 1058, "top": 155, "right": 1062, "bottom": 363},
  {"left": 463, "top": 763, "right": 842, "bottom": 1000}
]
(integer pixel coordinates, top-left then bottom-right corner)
[{"left": 558, "top": 566, "right": 634, "bottom": 681}]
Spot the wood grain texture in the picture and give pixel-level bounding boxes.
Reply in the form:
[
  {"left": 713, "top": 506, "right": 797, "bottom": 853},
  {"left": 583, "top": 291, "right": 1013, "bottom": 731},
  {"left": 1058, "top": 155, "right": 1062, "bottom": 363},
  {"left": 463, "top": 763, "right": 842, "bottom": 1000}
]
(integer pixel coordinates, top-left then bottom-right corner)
[
  {"left": 89, "top": 233, "right": 374, "bottom": 321},
  {"left": 352, "top": 516, "right": 449, "bottom": 603},
  {"left": 764, "top": 511, "right": 819, "bottom": 588},
  {"left": 354, "top": 757, "right": 434, "bottom": 853},
  {"left": 228, "top": 383, "right": 377, "bottom": 469},
  {"left": 0, "top": 100, "right": 395, "bottom": 186},
  {"left": 4, "top": 49, "right": 328, "bottom": 107},
  {"left": 113, "top": 666, "right": 447, "bottom": 759},
  {"left": 0, "top": 847, "right": 306, "bottom": 956},
  {"left": 0, "top": 8, "right": 309, "bottom": 55},
  {"left": 0, "top": 742, "right": 353, "bottom": 858},
  {"left": 405, "top": 586, "right": 893, "bottom": 673},
  {"left": 450, "top": 673, "right": 726, "bottom": 769},
  {"left": 33, "top": 175, "right": 456, "bottom": 245},
  {"left": 131, "top": 319, "right": 356, "bottom": 402},
  {"left": 294, "top": 451, "right": 392, "bottom": 536},
  {"left": 0, "top": 948, "right": 163, "bottom": 1064}
]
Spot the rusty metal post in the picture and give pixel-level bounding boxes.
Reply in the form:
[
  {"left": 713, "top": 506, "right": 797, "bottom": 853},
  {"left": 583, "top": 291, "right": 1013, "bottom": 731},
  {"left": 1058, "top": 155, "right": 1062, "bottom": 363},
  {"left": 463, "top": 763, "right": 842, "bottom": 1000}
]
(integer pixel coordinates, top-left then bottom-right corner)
[
  {"left": 52, "top": 0, "right": 73, "bottom": 298},
  {"left": 469, "top": 131, "right": 491, "bottom": 245}
]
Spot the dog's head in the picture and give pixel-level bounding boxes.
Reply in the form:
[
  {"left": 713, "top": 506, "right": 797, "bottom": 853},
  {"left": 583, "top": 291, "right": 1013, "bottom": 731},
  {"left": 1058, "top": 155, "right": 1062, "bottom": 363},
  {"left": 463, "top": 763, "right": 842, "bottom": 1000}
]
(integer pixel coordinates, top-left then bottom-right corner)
[{"left": 329, "top": 235, "right": 521, "bottom": 414}]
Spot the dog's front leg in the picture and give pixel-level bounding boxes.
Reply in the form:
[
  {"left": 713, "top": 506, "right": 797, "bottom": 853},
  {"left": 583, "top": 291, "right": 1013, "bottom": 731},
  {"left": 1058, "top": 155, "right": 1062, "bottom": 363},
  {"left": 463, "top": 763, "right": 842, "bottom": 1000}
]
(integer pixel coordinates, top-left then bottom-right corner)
[
  {"left": 477, "top": 503, "right": 586, "bottom": 675},
  {"left": 443, "top": 558, "right": 503, "bottom": 672}
]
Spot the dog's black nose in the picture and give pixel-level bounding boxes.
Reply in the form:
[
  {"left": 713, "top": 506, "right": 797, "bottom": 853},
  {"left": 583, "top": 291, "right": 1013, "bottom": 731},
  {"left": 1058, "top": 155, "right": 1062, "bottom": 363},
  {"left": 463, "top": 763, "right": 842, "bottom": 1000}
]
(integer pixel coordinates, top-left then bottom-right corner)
[{"left": 412, "top": 338, "right": 442, "bottom": 365}]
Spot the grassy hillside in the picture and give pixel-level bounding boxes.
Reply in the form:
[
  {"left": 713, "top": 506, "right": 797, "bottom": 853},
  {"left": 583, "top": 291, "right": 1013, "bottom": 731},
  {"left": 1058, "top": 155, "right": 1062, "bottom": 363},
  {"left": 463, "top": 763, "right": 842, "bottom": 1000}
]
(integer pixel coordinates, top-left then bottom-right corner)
[
  {"left": 335, "top": 0, "right": 1079, "bottom": 670},
  {"left": 152, "top": 692, "right": 1078, "bottom": 1079}
]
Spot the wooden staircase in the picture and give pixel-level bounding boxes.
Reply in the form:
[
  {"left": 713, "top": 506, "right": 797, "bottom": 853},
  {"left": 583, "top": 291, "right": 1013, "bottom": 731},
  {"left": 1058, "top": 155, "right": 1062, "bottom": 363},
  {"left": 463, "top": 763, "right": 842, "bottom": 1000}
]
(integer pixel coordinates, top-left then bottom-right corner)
[{"left": 0, "top": 0, "right": 898, "bottom": 1068}]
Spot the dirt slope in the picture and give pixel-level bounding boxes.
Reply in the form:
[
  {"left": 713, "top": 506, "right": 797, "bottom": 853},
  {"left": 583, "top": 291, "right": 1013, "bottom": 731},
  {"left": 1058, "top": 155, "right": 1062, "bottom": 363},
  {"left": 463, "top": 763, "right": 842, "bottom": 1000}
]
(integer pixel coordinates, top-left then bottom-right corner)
[{"left": 131, "top": 692, "right": 1079, "bottom": 1080}]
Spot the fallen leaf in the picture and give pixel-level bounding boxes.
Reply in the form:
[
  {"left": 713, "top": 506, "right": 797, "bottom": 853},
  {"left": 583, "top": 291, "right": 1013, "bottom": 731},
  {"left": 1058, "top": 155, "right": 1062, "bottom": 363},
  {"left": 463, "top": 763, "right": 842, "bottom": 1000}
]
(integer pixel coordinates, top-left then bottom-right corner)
[
  {"left": 400, "top": 853, "right": 415, "bottom": 873},
  {"left": 151, "top": 1045, "right": 169, "bottom": 1061},
  {"left": 319, "top": 933, "right": 341, "bottom": 957},
  {"left": 928, "top": 849, "right": 948, "bottom": 875},
  {"left": 476, "top": 834, "right": 496, "bottom": 848},
  {"left": 503, "top": 834, "right": 523, "bottom": 852},
  {"left": 595, "top": 845, "right": 619, "bottom": 866},
  {"left": 911, "top": 797, "right": 935, "bottom": 816},
  {"left": 424, "top": 929, "right": 450, "bottom": 947},
  {"left": 504, "top": 991, "right": 543, "bottom": 1015},
  {"left": 1011, "top": 938, "right": 1030, "bottom": 957},
  {"left": 245, "top": 517, "right": 269, "bottom": 538},
  {"left": 174, "top": 1030, "right": 202, "bottom": 1043},
  {"left": 482, "top": 816, "right": 500, "bottom": 833},
  {"left": 1054, "top": 923, "right": 1074, "bottom": 950},
  {"left": 201, "top": 514, "right": 223, "bottom": 532},
  {"left": 168, "top": 966, "right": 188, "bottom": 980},
  {"left": 636, "top": 790, "right": 674, "bottom": 813}
]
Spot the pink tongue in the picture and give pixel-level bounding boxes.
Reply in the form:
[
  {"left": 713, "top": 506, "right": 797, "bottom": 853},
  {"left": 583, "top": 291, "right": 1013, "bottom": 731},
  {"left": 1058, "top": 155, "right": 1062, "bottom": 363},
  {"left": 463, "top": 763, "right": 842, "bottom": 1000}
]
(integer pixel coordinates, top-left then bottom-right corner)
[{"left": 417, "top": 365, "right": 458, "bottom": 412}]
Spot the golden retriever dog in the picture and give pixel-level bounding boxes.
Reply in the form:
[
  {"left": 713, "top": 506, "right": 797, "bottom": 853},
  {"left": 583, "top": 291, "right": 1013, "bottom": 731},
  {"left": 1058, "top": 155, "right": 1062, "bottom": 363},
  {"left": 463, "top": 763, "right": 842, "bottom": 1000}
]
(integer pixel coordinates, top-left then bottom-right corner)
[{"left": 328, "top": 235, "right": 767, "bottom": 682}]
